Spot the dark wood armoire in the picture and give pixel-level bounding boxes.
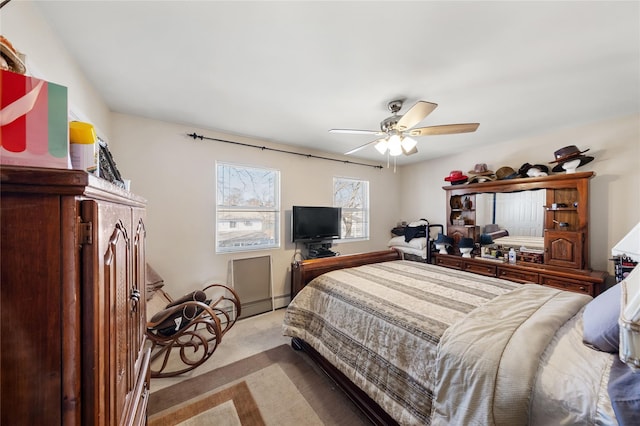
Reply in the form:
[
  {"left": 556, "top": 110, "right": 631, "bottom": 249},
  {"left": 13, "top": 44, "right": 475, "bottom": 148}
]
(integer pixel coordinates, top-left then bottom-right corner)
[{"left": 1, "top": 166, "right": 149, "bottom": 425}]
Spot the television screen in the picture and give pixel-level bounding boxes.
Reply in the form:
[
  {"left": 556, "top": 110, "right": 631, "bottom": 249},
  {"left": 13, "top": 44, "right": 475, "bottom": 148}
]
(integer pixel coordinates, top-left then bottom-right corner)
[{"left": 292, "top": 206, "right": 342, "bottom": 242}]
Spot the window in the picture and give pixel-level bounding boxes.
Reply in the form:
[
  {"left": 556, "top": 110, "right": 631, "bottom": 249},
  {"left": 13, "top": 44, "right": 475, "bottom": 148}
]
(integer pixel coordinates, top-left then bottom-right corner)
[
  {"left": 333, "top": 177, "right": 369, "bottom": 240},
  {"left": 216, "top": 162, "right": 280, "bottom": 252}
]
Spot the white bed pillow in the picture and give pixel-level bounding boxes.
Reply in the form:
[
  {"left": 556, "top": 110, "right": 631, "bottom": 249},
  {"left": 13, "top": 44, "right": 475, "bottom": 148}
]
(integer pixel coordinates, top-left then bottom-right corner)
[{"left": 388, "top": 236, "right": 427, "bottom": 250}]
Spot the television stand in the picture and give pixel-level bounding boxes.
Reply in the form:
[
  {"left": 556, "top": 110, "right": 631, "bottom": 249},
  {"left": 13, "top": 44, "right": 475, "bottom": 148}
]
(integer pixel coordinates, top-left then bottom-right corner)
[{"left": 305, "top": 242, "right": 337, "bottom": 259}]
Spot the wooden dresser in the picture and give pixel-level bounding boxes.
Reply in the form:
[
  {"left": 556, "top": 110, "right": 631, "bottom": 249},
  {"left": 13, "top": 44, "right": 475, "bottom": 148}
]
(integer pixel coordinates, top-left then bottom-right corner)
[
  {"left": 439, "top": 171, "right": 607, "bottom": 297},
  {"left": 1, "top": 166, "right": 150, "bottom": 425},
  {"left": 434, "top": 253, "right": 606, "bottom": 296}
]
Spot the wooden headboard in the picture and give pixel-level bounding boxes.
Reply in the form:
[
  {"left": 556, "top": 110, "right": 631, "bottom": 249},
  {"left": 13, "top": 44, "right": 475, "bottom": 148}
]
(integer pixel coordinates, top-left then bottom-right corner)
[{"left": 290, "top": 249, "right": 402, "bottom": 298}]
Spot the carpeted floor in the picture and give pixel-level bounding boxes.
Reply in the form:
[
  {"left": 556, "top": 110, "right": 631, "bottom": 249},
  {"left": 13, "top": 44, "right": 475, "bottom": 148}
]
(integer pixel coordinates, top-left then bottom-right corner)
[{"left": 148, "top": 344, "right": 372, "bottom": 425}]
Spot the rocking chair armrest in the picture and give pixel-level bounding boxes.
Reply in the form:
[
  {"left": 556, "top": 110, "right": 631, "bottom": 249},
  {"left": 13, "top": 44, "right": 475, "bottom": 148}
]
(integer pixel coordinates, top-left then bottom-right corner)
[
  {"left": 202, "top": 283, "right": 242, "bottom": 318},
  {"left": 202, "top": 283, "right": 240, "bottom": 300}
]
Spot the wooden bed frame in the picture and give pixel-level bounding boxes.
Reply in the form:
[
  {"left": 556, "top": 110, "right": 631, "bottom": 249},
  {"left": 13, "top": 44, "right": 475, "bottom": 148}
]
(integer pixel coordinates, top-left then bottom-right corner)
[
  {"left": 290, "top": 249, "right": 402, "bottom": 298},
  {"left": 289, "top": 250, "right": 403, "bottom": 425}
]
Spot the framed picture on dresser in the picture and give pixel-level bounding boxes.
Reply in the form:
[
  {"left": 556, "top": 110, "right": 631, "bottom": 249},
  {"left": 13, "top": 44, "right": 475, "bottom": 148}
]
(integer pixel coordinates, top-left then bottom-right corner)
[{"left": 97, "top": 138, "right": 125, "bottom": 188}]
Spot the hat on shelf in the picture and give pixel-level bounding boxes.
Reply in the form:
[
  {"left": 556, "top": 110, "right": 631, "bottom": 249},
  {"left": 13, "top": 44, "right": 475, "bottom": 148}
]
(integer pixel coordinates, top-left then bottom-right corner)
[
  {"left": 468, "top": 163, "right": 494, "bottom": 176},
  {"left": 0, "top": 35, "right": 26, "bottom": 75},
  {"left": 435, "top": 233, "right": 454, "bottom": 246},
  {"left": 444, "top": 170, "right": 468, "bottom": 185},
  {"left": 549, "top": 145, "right": 594, "bottom": 172},
  {"left": 518, "top": 163, "right": 549, "bottom": 178},
  {"left": 458, "top": 237, "right": 475, "bottom": 249},
  {"left": 479, "top": 234, "right": 494, "bottom": 246},
  {"left": 469, "top": 174, "right": 496, "bottom": 184},
  {"left": 468, "top": 163, "right": 496, "bottom": 183},
  {"left": 495, "top": 166, "right": 519, "bottom": 180}
]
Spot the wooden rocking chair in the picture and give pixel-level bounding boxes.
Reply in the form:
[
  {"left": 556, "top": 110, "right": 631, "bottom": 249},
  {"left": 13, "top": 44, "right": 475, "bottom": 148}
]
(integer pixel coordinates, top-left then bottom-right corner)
[{"left": 146, "top": 283, "right": 241, "bottom": 378}]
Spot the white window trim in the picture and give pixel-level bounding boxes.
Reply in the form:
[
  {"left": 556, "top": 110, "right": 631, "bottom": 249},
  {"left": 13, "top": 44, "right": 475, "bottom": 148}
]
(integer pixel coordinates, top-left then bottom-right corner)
[
  {"left": 216, "top": 162, "right": 281, "bottom": 253},
  {"left": 333, "top": 176, "right": 370, "bottom": 242}
]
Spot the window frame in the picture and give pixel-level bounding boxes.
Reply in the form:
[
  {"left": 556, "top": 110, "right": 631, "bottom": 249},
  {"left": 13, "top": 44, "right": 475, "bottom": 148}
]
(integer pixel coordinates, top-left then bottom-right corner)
[
  {"left": 216, "top": 162, "right": 281, "bottom": 253},
  {"left": 333, "top": 176, "right": 370, "bottom": 242}
]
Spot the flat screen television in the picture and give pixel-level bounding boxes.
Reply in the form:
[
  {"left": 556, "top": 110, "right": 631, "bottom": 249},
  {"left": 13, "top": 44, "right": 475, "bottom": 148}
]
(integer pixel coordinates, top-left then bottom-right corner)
[{"left": 292, "top": 206, "right": 342, "bottom": 243}]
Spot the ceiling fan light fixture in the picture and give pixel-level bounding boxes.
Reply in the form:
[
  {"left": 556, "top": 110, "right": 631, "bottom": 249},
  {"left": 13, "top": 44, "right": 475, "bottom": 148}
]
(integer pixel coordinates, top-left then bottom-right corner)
[
  {"left": 387, "top": 134, "right": 403, "bottom": 156},
  {"left": 374, "top": 139, "right": 388, "bottom": 154},
  {"left": 401, "top": 136, "right": 417, "bottom": 152}
]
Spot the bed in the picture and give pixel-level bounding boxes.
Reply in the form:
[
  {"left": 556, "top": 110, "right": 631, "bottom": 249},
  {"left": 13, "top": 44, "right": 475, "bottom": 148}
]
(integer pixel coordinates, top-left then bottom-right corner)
[
  {"left": 387, "top": 220, "right": 443, "bottom": 262},
  {"left": 283, "top": 250, "right": 624, "bottom": 425}
]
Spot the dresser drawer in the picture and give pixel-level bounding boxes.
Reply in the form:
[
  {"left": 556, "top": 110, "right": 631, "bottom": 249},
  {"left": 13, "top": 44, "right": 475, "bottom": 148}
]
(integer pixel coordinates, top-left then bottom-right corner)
[
  {"left": 435, "top": 255, "right": 463, "bottom": 270},
  {"left": 497, "top": 267, "right": 539, "bottom": 284},
  {"left": 463, "top": 261, "right": 496, "bottom": 277},
  {"left": 540, "top": 274, "right": 593, "bottom": 295}
]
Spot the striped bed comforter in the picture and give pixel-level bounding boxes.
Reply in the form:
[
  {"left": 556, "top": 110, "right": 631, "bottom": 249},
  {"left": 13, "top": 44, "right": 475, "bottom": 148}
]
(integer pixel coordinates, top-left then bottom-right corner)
[
  {"left": 282, "top": 260, "right": 616, "bottom": 425},
  {"left": 282, "top": 260, "right": 519, "bottom": 424}
]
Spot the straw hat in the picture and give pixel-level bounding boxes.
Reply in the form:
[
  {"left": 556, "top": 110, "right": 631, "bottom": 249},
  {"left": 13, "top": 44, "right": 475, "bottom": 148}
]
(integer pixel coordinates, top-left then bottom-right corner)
[
  {"left": 495, "top": 166, "right": 519, "bottom": 180},
  {"left": 0, "top": 35, "right": 26, "bottom": 74}
]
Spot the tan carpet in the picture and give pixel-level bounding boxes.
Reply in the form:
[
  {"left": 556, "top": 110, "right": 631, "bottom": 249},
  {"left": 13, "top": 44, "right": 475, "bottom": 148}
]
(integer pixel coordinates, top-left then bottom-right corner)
[{"left": 148, "top": 344, "right": 371, "bottom": 425}]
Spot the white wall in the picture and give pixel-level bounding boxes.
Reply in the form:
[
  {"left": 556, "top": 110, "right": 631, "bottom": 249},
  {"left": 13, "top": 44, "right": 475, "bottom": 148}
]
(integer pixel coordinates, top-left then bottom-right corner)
[
  {"left": 2, "top": 2, "right": 111, "bottom": 136},
  {"left": 4, "top": 2, "right": 400, "bottom": 304},
  {"left": 109, "top": 113, "right": 400, "bottom": 304},
  {"left": 6, "top": 1, "right": 638, "bottom": 298},
  {"left": 399, "top": 114, "right": 640, "bottom": 273}
]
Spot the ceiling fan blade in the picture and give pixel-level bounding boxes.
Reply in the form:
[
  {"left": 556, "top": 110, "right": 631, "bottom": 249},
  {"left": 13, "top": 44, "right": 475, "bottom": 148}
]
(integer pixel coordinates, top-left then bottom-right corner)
[
  {"left": 409, "top": 123, "right": 480, "bottom": 136},
  {"left": 396, "top": 101, "right": 438, "bottom": 131},
  {"left": 329, "top": 128, "right": 385, "bottom": 136},
  {"left": 402, "top": 145, "right": 418, "bottom": 156},
  {"left": 344, "top": 138, "right": 383, "bottom": 155}
]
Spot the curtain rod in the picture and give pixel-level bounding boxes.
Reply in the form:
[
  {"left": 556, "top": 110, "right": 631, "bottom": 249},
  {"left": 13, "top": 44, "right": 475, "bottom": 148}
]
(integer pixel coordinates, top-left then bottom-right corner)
[{"left": 187, "top": 132, "right": 383, "bottom": 170}]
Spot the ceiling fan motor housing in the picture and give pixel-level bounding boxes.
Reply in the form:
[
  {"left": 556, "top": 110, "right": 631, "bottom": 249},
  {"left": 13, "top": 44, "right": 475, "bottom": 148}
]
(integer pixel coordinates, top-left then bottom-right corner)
[
  {"left": 380, "top": 100, "right": 404, "bottom": 132},
  {"left": 381, "top": 116, "right": 400, "bottom": 132}
]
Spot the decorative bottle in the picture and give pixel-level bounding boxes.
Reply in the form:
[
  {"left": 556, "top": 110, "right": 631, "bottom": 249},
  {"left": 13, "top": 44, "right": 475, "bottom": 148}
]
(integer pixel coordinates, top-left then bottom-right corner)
[{"left": 508, "top": 247, "right": 517, "bottom": 264}]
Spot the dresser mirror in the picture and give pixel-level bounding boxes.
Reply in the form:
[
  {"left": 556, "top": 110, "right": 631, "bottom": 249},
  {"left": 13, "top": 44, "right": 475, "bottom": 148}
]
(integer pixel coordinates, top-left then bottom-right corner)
[{"left": 475, "top": 189, "right": 545, "bottom": 240}]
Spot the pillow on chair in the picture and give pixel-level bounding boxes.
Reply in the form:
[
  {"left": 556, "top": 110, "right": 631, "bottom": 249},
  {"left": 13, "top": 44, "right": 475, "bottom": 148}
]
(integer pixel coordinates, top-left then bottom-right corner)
[{"left": 150, "top": 290, "right": 207, "bottom": 336}]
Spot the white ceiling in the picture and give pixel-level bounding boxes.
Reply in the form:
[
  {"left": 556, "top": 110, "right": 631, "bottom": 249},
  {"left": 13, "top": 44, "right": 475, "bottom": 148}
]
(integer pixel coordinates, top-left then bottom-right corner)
[{"left": 33, "top": 1, "right": 639, "bottom": 165}]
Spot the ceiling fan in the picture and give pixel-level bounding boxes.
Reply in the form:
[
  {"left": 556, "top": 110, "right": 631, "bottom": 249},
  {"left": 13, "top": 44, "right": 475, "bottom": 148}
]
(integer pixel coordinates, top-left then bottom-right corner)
[{"left": 330, "top": 100, "right": 479, "bottom": 156}]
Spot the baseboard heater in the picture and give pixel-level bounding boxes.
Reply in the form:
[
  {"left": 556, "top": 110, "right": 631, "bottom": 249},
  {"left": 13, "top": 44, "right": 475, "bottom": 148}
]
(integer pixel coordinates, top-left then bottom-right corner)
[{"left": 232, "top": 255, "right": 273, "bottom": 319}]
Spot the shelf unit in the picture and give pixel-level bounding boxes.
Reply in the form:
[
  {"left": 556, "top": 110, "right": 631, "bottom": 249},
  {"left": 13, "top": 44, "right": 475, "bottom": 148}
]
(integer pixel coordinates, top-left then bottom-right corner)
[{"left": 440, "top": 171, "right": 606, "bottom": 296}]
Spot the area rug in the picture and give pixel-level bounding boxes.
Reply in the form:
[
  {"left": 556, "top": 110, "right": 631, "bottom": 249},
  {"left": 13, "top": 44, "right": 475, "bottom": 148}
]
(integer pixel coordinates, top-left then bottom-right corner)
[{"left": 148, "top": 344, "right": 371, "bottom": 425}]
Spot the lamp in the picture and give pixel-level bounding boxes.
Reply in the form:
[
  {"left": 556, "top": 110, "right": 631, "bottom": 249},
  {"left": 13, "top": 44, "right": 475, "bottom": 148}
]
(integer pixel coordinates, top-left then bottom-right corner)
[
  {"left": 612, "top": 222, "right": 640, "bottom": 263},
  {"left": 620, "top": 264, "right": 640, "bottom": 370},
  {"left": 615, "top": 222, "right": 640, "bottom": 370}
]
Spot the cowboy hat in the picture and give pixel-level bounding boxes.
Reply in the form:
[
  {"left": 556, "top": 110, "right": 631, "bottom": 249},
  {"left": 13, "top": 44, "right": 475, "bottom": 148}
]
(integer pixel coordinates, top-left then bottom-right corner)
[
  {"left": 468, "top": 163, "right": 494, "bottom": 176},
  {"left": 549, "top": 145, "right": 590, "bottom": 164},
  {"left": 551, "top": 155, "right": 594, "bottom": 172}
]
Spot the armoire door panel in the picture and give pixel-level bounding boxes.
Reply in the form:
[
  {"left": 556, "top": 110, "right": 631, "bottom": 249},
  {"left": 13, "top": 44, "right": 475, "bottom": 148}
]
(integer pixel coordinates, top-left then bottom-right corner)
[
  {"left": 1, "top": 194, "right": 64, "bottom": 425},
  {"left": 82, "top": 200, "right": 134, "bottom": 426}
]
